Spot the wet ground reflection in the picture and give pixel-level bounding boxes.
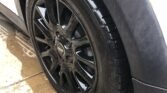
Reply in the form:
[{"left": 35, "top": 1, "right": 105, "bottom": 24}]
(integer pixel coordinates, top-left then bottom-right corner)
[{"left": 0, "top": 19, "right": 56, "bottom": 93}]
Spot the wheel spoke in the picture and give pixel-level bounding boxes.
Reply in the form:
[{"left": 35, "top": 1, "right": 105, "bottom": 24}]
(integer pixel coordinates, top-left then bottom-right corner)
[
  {"left": 34, "top": 19, "right": 51, "bottom": 38},
  {"left": 35, "top": 6, "right": 49, "bottom": 27},
  {"left": 72, "top": 72, "right": 84, "bottom": 91},
  {"left": 63, "top": 72, "right": 76, "bottom": 90},
  {"left": 56, "top": 0, "right": 61, "bottom": 24},
  {"left": 75, "top": 63, "right": 93, "bottom": 87},
  {"left": 75, "top": 52, "right": 94, "bottom": 69},
  {"left": 72, "top": 37, "right": 89, "bottom": 48},
  {"left": 35, "top": 36, "right": 49, "bottom": 45},
  {"left": 59, "top": 72, "right": 64, "bottom": 86},
  {"left": 36, "top": 0, "right": 45, "bottom": 6},
  {"left": 65, "top": 15, "right": 78, "bottom": 38},
  {"left": 50, "top": 62, "right": 59, "bottom": 75},
  {"left": 44, "top": 0, "right": 57, "bottom": 24},
  {"left": 49, "top": 51, "right": 59, "bottom": 74},
  {"left": 41, "top": 49, "right": 51, "bottom": 57}
]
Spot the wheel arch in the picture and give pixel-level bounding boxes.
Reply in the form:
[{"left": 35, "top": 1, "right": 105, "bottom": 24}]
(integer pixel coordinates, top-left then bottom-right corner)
[{"left": 102, "top": 0, "right": 167, "bottom": 92}]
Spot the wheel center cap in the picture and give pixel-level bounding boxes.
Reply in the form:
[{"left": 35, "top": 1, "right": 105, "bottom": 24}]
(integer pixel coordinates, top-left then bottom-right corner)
[{"left": 57, "top": 42, "right": 65, "bottom": 56}]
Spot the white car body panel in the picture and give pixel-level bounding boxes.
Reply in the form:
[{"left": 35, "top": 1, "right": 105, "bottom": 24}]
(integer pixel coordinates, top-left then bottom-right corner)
[
  {"left": 149, "top": 0, "right": 167, "bottom": 46},
  {"left": 0, "top": 0, "right": 18, "bottom": 15}
]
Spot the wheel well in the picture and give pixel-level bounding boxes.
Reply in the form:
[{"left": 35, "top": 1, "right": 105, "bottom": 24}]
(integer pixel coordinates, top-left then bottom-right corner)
[{"left": 19, "top": 0, "right": 27, "bottom": 23}]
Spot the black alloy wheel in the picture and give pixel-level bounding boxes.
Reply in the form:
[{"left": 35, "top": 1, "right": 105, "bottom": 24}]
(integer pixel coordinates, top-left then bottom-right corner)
[
  {"left": 26, "top": 0, "right": 133, "bottom": 93},
  {"left": 32, "top": 0, "right": 96, "bottom": 92}
]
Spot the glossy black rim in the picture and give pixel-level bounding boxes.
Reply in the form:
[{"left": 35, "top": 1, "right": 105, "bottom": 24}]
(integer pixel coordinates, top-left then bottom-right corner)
[{"left": 32, "top": 0, "right": 97, "bottom": 92}]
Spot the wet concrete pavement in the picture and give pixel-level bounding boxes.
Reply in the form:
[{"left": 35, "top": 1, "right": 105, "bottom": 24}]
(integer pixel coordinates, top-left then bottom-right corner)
[{"left": 0, "top": 18, "right": 56, "bottom": 93}]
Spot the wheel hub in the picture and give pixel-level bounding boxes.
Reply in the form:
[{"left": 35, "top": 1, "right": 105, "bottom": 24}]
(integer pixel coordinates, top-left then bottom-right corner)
[
  {"left": 54, "top": 26, "right": 73, "bottom": 64},
  {"left": 56, "top": 42, "right": 65, "bottom": 56}
]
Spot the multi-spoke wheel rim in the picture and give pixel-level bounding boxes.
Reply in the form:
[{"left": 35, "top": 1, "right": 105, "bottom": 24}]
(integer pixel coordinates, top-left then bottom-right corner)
[{"left": 32, "top": 0, "right": 97, "bottom": 92}]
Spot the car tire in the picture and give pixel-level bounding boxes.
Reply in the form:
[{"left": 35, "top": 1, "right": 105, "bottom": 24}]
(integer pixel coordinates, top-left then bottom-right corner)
[{"left": 26, "top": 0, "right": 133, "bottom": 93}]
